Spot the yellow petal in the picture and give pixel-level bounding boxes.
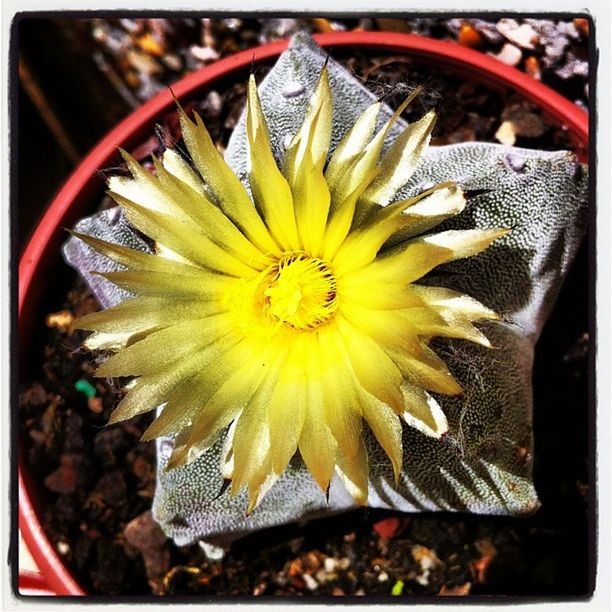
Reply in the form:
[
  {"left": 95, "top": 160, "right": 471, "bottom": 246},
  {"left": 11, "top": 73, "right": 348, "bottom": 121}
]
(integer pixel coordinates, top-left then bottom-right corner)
[
  {"left": 335, "top": 438, "right": 369, "bottom": 506},
  {"left": 267, "top": 335, "right": 309, "bottom": 474},
  {"left": 335, "top": 315, "right": 404, "bottom": 412},
  {"left": 282, "top": 66, "right": 333, "bottom": 256},
  {"left": 348, "top": 87, "right": 423, "bottom": 223},
  {"left": 114, "top": 150, "right": 268, "bottom": 267},
  {"left": 388, "top": 343, "right": 463, "bottom": 396},
  {"left": 325, "top": 101, "right": 381, "bottom": 194},
  {"left": 335, "top": 235, "right": 455, "bottom": 282},
  {"left": 317, "top": 326, "right": 363, "bottom": 460},
  {"left": 359, "top": 392, "right": 403, "bottom": 481},
  {"left": 296, "top": 339, "right": 337, "bottom": 493},
  {"left": 111, "top": 191, "right": 260, "bottom": 277},
  {"left": 74, "top": 295, "right": 225, "bottom": 337},
  {"left": 421, "top": 228, "right": 510, "bottom": 261},
  {"left": 107, "top": 342, "right": 222, "bottom": 425},
  {"left": 230, "top": 373, "right": 277, "bottom": 495},
  {"left": 151, "top": 156, "right": 269, "bottom": 266},
  {"left": 109, "top": 149, "right": 190, "bottom": 222},
  {"left": 69, "top": 231, "right": 201, "bottom": 275},
  {"left": 162, "top": 149, "right": 208, "bottom": 195},
  {"left": 411, "top": 285, "right": 499, "bottom": 321},
  {"left": 292, "top": 147, "right": 331, "bottom": 256},
  {"left": 359, "top": 110, "right": 436, "bottom": 207},
  {"left": 246, "top": 75, "right": 300, "bottom": 251},
  {"left": 246, "top": 460, "right": 279, "bottom": 515},
  {"left": 386, "top": 183, "right": 466, "bottom": 243},
  {"left": 95, "top": 314, "right": 233, "bottom": 378},
  {"left": 141, "top": 369, "right": 214, "bottom": 440},
  {"left": 321, "top": 166, "right": 378, "bottom": 261},
  {"left": 410, "top": 285, "right": 499, "bottom": 346},
  {"left": 401, "top": 383, "right": 449, "bottom": 438},
  {"left": 400, "top": 303, "right": 494, "bottom": 348},
  {"left": 166, "top": 337, "right": 279, "bottom": 470},
  {"left": 178, "top": 107, "right": 281, "bottom": 256},
  {"left": 83, "top": 330, "right": 135, "bottom": 351},
  {"left": 331, "top": 182, "right": 455, "bottom": 273},
  {"left": 338, "top": 299, "right": 416, "bottom": 350},
  {"left": 337, "top": 282, "right": 426, "bottom": 311},
  {"left": 283, "top": 65, "right": 332, "bottom": 180},
  {"left": 97, "top": 269, "right": 236, "bottom": 300}
]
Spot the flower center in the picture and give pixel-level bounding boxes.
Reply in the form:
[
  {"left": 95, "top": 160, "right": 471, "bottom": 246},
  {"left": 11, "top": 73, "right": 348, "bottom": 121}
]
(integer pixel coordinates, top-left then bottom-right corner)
[{"left": 264, "top": 253, "right": 337, "bottom": 330}]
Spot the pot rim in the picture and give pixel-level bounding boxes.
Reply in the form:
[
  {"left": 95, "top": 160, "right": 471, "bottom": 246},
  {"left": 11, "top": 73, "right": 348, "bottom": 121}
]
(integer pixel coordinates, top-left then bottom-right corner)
[{"left": 18, "top": 30, "right": 589, "bottom": 597}]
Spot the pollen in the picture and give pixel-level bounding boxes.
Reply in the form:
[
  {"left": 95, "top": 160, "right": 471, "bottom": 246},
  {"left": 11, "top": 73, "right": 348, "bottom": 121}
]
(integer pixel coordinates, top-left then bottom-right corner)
[{"left": 264, "top": 253, "right": 337, "bottom": 330}]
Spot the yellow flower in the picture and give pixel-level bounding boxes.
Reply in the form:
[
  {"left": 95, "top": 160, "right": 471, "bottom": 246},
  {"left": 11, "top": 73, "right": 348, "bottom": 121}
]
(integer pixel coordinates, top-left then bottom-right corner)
[{"left": 73, "top": 67, "right": 506, "bottom": 512}]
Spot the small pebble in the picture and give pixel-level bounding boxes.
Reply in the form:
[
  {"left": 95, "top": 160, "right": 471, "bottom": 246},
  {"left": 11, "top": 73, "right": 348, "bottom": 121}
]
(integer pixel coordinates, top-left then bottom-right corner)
[
  {"left": 224, "top": 18, "right": 242, "bottom": 31},
  {"left": 127, "top": 49, "right": 162, "bottom": 75},
  {"left": 496, "top": 121, "right": 517, "bottom": 146},
  {"left": 324, "top": 557, "right": 337, "bottom": 573},
  {"left": 137, "top": 32, "right": 164, "bottom": 57},
  {"left": 119, "top": 18, "right": 142, "bottom": 34},
  {"left": 162, "top": 53, "right": 182, "bottom": 71},
  {"left": 88, "top": 397, "right": 103, "bottom": 413},
  {"left": 439, "top": 582, "right": 472, "bottom": 596},
  {"left": 302, "top": 573, "right": 318, "bottom": 591},
  {"left": 493, "top": 43, "right": 523, "bottom": 67},
  {"left": 525, "top": 55, "right": 542, "bottom": 80},
  {"left": 497, "top": 19, "right": 539, "bottom": 50},
  {"left": 252, "top": 581, "right": 267, "bottom": 596},
  {"left": 458, "top": 23, "right": 484, "bottom": 48},
  {"left": 198, "top": 540, "right": 226, "bottom": 561},
  {"left": 123, "top": 510, "right": 169, "bottom": 579},
  {"left": 45, "top": 454, "right": 79, "bottom": 494},
  {"left": 555, "top": 51, "right": 589, "bottom": 80},
  {"left": 190, "top": 45, "right": 220, "bottom": 63},
  {"left": 46, "top": 310, "right": 74, "bottom": 332},
  {"left": 573, "top": 18, "right": 589, "bottom": 36},
  {"left": 57, "top": 541, "right": 70, "bottom": 555},
  {"left": 378, "top": 571, "right": 389, "bottom": 582},
  {"left": 337, "top": 557, "right": 350, "bottom": 570},
  {"left": 501, "top": 104, "right": 546, "bottom": 138},
  {"left": 202, "top": 90, "right": 223, "bottom": 118},
  {"left": 391, "top": 579, "right": 404, "bottom": 596},
  {"left": 124, "top": 70, "right": 141, "bottom": 89}
]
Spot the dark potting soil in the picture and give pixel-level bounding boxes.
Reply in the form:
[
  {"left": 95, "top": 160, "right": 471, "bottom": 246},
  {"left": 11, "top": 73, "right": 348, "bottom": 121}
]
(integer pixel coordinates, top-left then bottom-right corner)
[{"left": 19, "top": 52, "right": 590, "bottom": 597}]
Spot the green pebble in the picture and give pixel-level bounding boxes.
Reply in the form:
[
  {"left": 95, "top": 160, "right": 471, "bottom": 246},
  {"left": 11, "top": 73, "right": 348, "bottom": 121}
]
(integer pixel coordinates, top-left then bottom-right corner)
[
  {"left": 391, "top": 580, "right": 404, "bottom": 596},
  {"left": 75, "top": 379, "right": 97, "bottom": 398}
]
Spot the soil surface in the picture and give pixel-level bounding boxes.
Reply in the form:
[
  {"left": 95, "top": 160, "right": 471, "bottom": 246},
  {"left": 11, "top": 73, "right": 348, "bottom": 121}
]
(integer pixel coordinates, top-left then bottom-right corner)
[{"left": 18, "top": 18, "right": 591, "bottom": 599}]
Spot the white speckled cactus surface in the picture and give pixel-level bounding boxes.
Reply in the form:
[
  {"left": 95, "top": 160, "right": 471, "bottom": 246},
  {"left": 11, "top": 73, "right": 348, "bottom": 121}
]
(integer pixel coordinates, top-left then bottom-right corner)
[{"left": 63, "top": 33, "right": 588, "bottom": 548}]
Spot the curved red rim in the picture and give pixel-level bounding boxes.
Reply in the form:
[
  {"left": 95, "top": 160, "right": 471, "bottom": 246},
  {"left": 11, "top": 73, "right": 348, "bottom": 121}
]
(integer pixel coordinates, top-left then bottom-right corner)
[
  {"left": 18, "top": 30, "right": 589, "bottom": 597},
  {"left": 18, "top": 571, "right": 56, "bottom": 596}
]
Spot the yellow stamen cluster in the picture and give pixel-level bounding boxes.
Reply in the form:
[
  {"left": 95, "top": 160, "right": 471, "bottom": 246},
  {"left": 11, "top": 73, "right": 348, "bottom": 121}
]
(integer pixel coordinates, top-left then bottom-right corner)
[{"left": 264, "top": 253, "right": 337, "bottom": 330}]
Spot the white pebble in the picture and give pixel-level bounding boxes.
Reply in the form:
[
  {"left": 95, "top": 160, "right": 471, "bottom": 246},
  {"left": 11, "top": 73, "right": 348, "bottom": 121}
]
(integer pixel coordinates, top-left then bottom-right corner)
[
  {"left": 302, "top": 573, "right": 318, "bottom": 591},
  {"left": 493, "top": 43, "right": 523, "bottom": 67},
  {"left": 190, "top": 45, "right": 220, "bottom": 63},
  {"left": 57, "top": 541, "right": 70, "bottom": 555},
  {"left": 324, "top": 557, "right": 337, "bottom": 573},
  {"left": 498, "top": 20, "right": 539, "bottom": 50},
  {"left": 198, "top": 540, "right": 226, "bottom": 560}
]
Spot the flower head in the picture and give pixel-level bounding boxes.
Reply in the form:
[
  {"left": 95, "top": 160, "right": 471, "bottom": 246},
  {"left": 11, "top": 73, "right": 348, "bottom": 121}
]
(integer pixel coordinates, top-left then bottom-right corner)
[{"left": 74, "top": 67, "right": 506, "bottom": 511}]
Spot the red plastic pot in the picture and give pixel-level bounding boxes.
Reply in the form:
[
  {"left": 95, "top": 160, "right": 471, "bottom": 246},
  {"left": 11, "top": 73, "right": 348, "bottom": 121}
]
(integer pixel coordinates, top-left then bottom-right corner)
[{"left": 18, "top": 31, "right": 589, "bottom": 596}]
